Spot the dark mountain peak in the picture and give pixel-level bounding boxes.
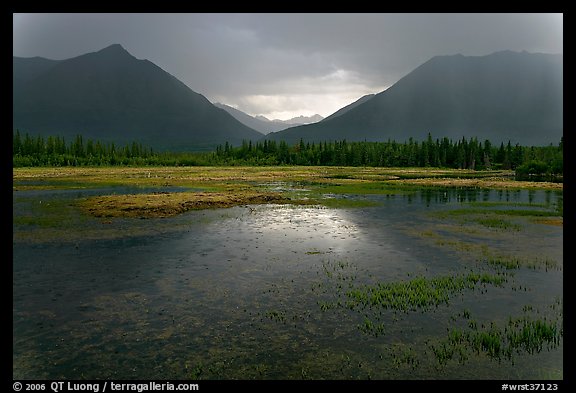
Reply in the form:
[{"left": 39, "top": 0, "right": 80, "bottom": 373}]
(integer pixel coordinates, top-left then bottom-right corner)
[
  {"left": 268, "top": 51, "right": 562, "bottom": 146},
  {"left": 88, "top": 43, "right": 136, "bottom": 62},
  {"left": 42, "top": 44, "right": 140, "bottom": 78},
  {"left": 13, "top": 44, "right": 262, "bottom": 150},
  {"left": 97, "top": 43, "right": 130, "bottom": 55},
  {"left": 393, "top": 50, "right": 562, "bottom": 92},
  {"left": 442, "top": 53, "right": 464, "bottom": 58}
]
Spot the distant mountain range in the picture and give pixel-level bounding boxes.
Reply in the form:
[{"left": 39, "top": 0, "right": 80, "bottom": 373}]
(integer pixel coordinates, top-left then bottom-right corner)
[
  {"left": 13, "top": 44, "right": 262, "bottom": 150},
  {"left": 261, "top": 113, "right": 324, "bottom": 125},
  {"left": 266, "top": 51, "right": 563, "bottom": 146},
  {"left": 213, "top": 103, "right": 323, "bottom": 134}
]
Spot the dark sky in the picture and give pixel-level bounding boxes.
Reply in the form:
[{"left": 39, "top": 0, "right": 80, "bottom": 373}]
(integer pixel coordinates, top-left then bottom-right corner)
[{"left": 13, "top": 13, "right": 563, "bottom": 120}]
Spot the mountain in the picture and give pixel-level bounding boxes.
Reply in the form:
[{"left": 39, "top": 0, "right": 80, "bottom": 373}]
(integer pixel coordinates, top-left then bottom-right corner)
[
  {"left": 13, "top": 44, "right": 263, "bottom": 150},
  {"left": 255, "top": 114, "right": 324, "bottom": 125},
  {"left": 13, "top": 56, "right": 62, "bottom": 89},
  {"left": 321, "top": 94, "right": 375, "bottom": 122},
  {"left": 214, "top": 103, "right": 324, "bottom": 134},
  {"left": 213, "top": 103, "right": 286, "bottom": 134},
  {"left": 273, "top": 114, "right": 324, "bottom": 125},
  {"left": 266, "top": 51, "right": 563, "bottom": 146}
]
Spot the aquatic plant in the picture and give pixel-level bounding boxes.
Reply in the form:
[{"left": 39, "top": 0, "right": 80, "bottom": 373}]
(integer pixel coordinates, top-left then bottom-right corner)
[
  {"left": 487, "top": 256, "right": 522, "bottom": 270},
  {"left": 391, "top": 345, "right": 420, "bottom": 370},
  {"left": 264, "top": 310, "right": 287, "bottom": 323},
  {"left": 475, "top": 217, "right": 521, "bottom": 231},
  {"left": 470, "top": 327, "right": 503, "bottom": 358},
  {"left": 186, "top": 362, "right": 203, "bottom": 379},
  {"left": 431, "top": 314, "right": 562, "bottom": 366},
  {"left": 435, "top": 207, "right": 561, "bottom": 218},
  {"left": 345, "top": 273, "right": 505, "bottom": 313},
  {"left": 487, "top": 255, "right": 559, "bottom": 271},
  {"left": 357, "top": 317, "right": 385, "bottom": 337},
  {"left": 506, "top": 317, "right": 562, "bottom": 354}
]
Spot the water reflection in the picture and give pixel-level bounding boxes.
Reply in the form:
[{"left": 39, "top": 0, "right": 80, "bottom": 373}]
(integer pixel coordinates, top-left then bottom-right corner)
[{"left": 397, "top": 188, "right": 560, "bottom": 206}]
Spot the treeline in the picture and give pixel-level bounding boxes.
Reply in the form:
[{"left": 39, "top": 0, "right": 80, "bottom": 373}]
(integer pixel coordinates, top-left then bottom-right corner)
[
  {"left": 13, "top": 131, "right": 175, "bottom": 167},
  {"left": 214, "top": 134, "right": 563, "bottom": 179},
  {"left": 13, "top": 131, "right": 563, "bottom": 180}
]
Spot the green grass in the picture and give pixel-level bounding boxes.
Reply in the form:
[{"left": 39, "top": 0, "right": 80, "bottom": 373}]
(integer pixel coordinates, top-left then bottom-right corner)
[
  {"left": 413, "top": 222, "right": 561, "bottom": 272},
  {"left": 358, "top": 317, "right": 386, "bottom": 337},
  {"left": 474, "top": 217, "right": 521, "bottom": 231},
  {"left": 345, "top": 273, "right": 505, "bottom": 313},
  {"left": 507, "top": 318, "right": 562, "bottom": 354},
  {"left": 466, "top": 201, "right": 550, "bottom": 208},
  {"left": 432, "top": 237, "right": 489, "bottom": 254},
  {"left": 312, "top": 196, "right": 381, "bottom": 208},
  {"left": 392, "top": 171, "right": 507, "bottom": 180},
  {"left": 431, "top": 315, "right": 562, "bottom": 365},
  {"left": 431, "top": 236, "right": 559, "bottom": 271},
  {"left": 312, "top": 182, "right": 414, "bottom": 195},
  {"left": 487, "top": 255, "right": 559, "bottom": 271},
  {"left": 435, "top": 208, "right": 561, "bottom": 218},
  {"left": 391, "top": 345, "right": 420, "bottom": 370},
  {"left": 13, "top": 197, "right": 88, "bottom": 228},
  {"left": 487, "top": 256, "right": 523, "bottom": 270},
  {"left": 265, "top": 310, "right": 287, "bottom": 323},
  {"left": 14, "top": 166, "right": 563, "bottom": 194},
  {"left": 493, "top": 209, "right": 562, "bottom": 217},
  {"left": 555, "top": 197, "right": 563, "bottom": 216}
]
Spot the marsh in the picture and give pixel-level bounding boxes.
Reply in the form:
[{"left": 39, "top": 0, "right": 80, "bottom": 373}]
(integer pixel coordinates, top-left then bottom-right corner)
[{"left": 13, "top": 167, "right": 562, "bottom": 379}]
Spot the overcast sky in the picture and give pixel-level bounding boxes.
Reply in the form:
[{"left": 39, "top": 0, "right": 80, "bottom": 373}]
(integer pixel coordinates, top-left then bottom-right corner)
[{"left": 13, "top": 13, "right": 563, "bottom": 120}]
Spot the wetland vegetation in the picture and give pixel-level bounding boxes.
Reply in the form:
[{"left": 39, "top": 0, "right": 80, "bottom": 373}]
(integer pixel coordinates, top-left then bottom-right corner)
[{"left": 13, "top": 165, "right": 562, "bottom": 379}]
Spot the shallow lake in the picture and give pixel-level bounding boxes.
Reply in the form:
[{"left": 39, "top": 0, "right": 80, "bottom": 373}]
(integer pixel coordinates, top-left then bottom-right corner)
[{"left": 13, "top": 187, "right": 563, "bottom": 379}]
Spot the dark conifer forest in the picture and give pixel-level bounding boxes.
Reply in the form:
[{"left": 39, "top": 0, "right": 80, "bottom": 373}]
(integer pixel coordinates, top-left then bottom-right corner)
[{"left": 13, "top": 131, "right": 562, "bottom": 182}]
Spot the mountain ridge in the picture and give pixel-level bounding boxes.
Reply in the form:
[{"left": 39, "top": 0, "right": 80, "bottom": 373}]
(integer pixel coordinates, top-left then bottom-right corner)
[
  {"left": 321, "top": 94, "right": 375, "bottom": 122},
  {"left": 266, "top": 51, "right": 562, "bottom": 146},
  {"left": 260, "top": 114, "right": 324, "bottom": 125},
  {"left": 214, "top": 103, "right": 324, "bottom": 134},
  {"left": 13, "top": 44, "right": 262, "bottom": 150}
]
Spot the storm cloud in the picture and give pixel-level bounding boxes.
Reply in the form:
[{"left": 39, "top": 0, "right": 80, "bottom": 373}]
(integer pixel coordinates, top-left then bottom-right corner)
[{"left": 13, "top": 13, "right": 563, "bottom": 119}]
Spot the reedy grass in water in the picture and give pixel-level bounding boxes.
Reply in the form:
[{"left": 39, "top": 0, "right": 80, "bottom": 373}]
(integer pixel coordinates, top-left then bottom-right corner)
[
  {"left": 431, "top": 315, "right": 562, "bottom": 366},
  {"left": 315, "top": 260, "right": 510, "bottom": 337},
  {"left": 316, "top": 258, "right": 562, "bottom": 371},
  {"left": 487, "top": 255, "right": 559, "bottom": 271},
  {"left": 414, "top": 228, "right": 561, "bottom": 271},
  {"left": 345, "top": 273, "right": 505, "bottom": 314},
  {"left": 392, "top": 346, "right": 420, "bottom": 370},
  {"left": 474, "top": 217, "right": 521, "bottom": 231},
  {"left": 433, "top": 208, "right": 561, "bottom": 218},
  {"left": 465, "top": 201, "right": 550, "bottom": 208}
]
